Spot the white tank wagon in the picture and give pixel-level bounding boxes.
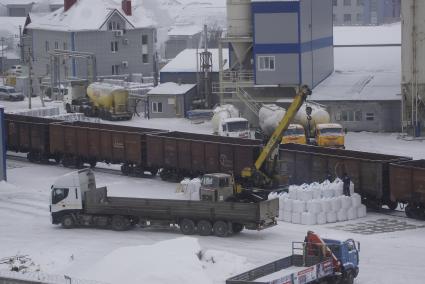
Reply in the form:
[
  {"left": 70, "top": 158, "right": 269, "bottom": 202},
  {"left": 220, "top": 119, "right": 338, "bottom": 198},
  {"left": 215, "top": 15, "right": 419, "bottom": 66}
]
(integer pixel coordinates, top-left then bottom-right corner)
[
  {"left": 401, "top": 0, "right": 425, "bottom": 136},
  {"left": 259, "top": 104, "right": 330, "bottom": 137}
]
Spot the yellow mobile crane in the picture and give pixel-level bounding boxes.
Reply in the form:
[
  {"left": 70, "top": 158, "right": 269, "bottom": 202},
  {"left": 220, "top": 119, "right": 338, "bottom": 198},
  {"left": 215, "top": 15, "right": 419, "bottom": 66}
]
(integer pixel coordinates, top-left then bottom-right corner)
[
  {"left": 242, "top": 85, "right": 312, "bottom": 188},
  {"left": 198, "top": 85, "right": 312, "bottom": 201}
]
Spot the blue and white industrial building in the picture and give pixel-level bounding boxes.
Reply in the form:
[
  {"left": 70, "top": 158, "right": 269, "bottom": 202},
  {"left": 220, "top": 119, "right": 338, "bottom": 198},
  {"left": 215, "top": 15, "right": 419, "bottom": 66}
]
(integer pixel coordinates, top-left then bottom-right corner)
[{"left": 251, "top": 0, "right": 333, "bottom": 87}]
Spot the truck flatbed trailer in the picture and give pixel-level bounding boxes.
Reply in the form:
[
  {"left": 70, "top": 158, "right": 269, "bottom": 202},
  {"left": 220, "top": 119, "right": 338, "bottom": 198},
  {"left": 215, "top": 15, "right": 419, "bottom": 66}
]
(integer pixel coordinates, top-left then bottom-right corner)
[
  {"left": 50, "top": 169, "right": 279, "bottom": 237},
  {"left": 227, "top": 232, "right": 360, "bottom": 284},
  {"left": 83, "top": 187, "right": 278, "bottom": 232}
]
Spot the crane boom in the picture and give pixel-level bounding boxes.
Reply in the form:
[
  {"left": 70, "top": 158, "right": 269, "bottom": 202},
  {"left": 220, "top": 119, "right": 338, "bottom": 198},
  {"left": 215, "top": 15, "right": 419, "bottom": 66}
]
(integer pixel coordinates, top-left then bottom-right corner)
[{"left": 254, "top": 85, "right": 311, "bottom": 170}]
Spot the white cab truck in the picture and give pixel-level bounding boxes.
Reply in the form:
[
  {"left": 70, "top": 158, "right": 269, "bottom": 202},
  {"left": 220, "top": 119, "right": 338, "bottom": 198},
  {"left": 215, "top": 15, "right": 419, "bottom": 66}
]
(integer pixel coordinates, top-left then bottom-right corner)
[
  {"left": 212, "top": 104, "right": 250, "bottom": 138},
  {"left": 50, "top": 169, "right": 278, "bottom": 237}
]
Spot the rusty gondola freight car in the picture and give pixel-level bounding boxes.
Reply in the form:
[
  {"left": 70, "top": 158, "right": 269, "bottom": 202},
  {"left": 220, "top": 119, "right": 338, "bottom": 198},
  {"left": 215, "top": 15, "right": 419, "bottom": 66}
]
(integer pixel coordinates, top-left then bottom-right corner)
[
  {"left": 5, "top": 114, "right": 60, "bottom": 162},
  {"left": 278, "top": 143, "right": 411, "bottom": 210},
  {"left": 49, "top": 121, "right": 164, "bottom": 175},
  {"left": 389, "top": 160, "right": 425, "bottom": 218},
  {"left": 146, "top": 131, "right": 262, "bottom": 181}
]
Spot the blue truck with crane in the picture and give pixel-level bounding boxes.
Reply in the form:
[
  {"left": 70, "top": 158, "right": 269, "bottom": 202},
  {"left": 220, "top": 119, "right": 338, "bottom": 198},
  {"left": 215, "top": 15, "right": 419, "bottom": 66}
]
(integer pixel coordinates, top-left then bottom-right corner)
[{"left": 226, "top": 231, "right": 360, "bottom": 284}]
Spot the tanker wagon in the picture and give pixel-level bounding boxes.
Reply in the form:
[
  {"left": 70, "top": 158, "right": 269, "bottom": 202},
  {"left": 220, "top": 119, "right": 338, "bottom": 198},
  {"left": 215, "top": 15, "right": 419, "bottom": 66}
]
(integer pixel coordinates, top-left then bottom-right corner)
[{"left": 64, "top": 81, "right": 132, "bottom": 121}]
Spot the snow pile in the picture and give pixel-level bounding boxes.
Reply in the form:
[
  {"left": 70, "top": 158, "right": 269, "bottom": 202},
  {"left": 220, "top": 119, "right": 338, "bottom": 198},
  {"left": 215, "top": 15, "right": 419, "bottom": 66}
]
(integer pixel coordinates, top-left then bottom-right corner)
[
  {"left": 79, "top": 237, "right": 250, "bottom": 284},
  {"left": 269, "top": 180, "right": 366, "bottom": 225},
  {"left": 177, "top": 178, "right": 201, "bottom": 200}
]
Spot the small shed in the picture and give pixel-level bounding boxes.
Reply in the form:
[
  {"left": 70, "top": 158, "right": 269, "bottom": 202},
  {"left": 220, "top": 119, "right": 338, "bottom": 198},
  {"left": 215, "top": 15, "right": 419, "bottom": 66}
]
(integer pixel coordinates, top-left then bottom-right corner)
[{"left": 147, "top": 82, "right": 197, "bottom": 119}]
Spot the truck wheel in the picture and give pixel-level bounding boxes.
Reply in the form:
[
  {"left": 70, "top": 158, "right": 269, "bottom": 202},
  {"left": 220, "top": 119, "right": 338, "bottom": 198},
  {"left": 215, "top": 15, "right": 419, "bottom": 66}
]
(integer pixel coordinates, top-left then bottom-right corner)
[
  {"left": 111, "top": 215, "right": 131, "bottom": 231},
  {"left": 386, "top": 201, "right": 398, "bottom": 211},
  {"left": 343, "top": 270, "right": 354, "bottom": 284},
  {"left": 180, "top": 219, "right": 196, "bottom": 235},
  {"left": 197, "top": 220, "right": 212, "bottom": 236},
  {"left": 213, "top": 221, "right": 229, "bottom": 237},
  {"left": 61, "top": 215, "right": 75, "bottom": 229},
  {"left": 232, "top": 223, "right": 244, "bottom": 234}
]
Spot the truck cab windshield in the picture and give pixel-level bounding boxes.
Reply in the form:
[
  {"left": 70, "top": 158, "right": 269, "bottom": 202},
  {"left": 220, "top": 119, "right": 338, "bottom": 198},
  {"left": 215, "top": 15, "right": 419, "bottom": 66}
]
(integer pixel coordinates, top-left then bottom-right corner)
[
  {"left": 319, "top": 128, "right": 343, "bottom": 135},
  {"left": 227, "top": 121, "right": 248, "bottom": 132},
  {"left": 52, "top": 188, "right": 69, "bottom": 204},
  {"left": 284, "top": 128, "right": 305, "bottom": 136}
]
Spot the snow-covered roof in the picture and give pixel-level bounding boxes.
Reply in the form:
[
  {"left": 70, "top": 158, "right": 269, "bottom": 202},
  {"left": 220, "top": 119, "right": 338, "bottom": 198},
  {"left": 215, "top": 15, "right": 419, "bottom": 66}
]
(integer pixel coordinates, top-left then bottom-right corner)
[
  {"left": 168, "top": 25, "right": 202, "bottom": 37},
  {"left": 0, "top": 17, "right": 26, "bottom": 37},
  {"left": 334, "top": 22, "right": 401, "bottom": 46},
  {"left": 148, "top": 82, "right": 196, "bottom": 95},
  {"left": 312, "top": 46, "right": 401, "bottom": 101},
  {"left": 160, "top": 48, "right": 229, "bottom": 73},
  {"left": 26, "top": 0, "right": 156, "bottom": 32}
]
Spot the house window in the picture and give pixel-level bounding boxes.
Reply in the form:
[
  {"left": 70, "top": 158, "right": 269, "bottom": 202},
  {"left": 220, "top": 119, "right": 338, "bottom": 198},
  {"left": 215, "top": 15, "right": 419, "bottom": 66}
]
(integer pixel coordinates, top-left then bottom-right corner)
[
  {"left": 333, "top": 0, "right": 338, "bottom": 6},
  {"left": 152, "top": 102, "right": 163, "bottom": 113},
  {"left": 142, "top": 54, "right": 149, "bottom": 63},
  {"left": 111, "top": 41, "right": 118, "bottom": 52},
  {"left": 108, "top": 21, "right": 121, "bottom": 30},
  {"left": 344, "top": 14, "right": 352, "bottom": 23},
  {"left": 258, "top": 56, "right": 275, "bottom": 71},
  {"left": 340, "top": 110, "right": 362, "bottom": 122},
  {"left": 366, "top": 113, "right": 375, "bottom": 121},
  {"left": 142, "top": 35, "right": 148, "bottom": 45},
  {"left": 112, "top": 64, "right": 120, "bottom": 75},
  {"left": 355, "top": 111, "right": 362, "bottom": 121},
  {"left": 45, "top": 41, "right": 49, "bottom": 52},
  {"left": 344, "top": 0, "right": 351, "bottom": 6}
]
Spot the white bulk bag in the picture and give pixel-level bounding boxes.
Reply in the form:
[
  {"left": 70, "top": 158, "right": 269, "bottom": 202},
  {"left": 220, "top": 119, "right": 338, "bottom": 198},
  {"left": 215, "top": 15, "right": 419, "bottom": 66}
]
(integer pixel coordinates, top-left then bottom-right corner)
[
  {"left": 289, "top": 186, "right": 298, "bottom": 200},
  {"left": 337, "top": 209, "right": 348, "bottom": 222},
  {"left": 331, "top": 198, "right": 341, "bottom": 212},
  {"left": 341, "top": 196, "right": 352, "bottom": 209},
  {"left": 283, "top": 210, "right": 292, "bottom": 222},
  {"left": 291, "top": 212, "right": 301, "bottom": 224},
  {"left": 357, "top": 204, "right": 367, "bottom": 218},
  {"left": 292, "top": 200, "right": 306, "bottom": 213},
  {"left": 301, "top": 212, "right": 317, "bottom": 225},
  {"left": 347, "top": 207, "right": 357, "bottom": 220},
  {"left": 307, "top": 200, "right": 322, "bottom": 214},
  {"left": 351, "top": 193, "right": 362, "bottom": 207},
  {"left": 321, "top": 198, "right": 332, "bottom": 213},
  {"left": 316, "top": 212, "right": 327, "bottom": 225},
  {"left": 326, "top": 211, "right": 337, "bottom": 223},
  {"left": 282, "top": 198, "right": 293, "bottom": 212}
]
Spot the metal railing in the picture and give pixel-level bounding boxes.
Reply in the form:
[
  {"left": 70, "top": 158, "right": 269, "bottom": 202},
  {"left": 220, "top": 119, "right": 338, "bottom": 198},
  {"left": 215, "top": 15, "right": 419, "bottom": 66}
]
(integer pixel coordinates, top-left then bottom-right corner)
[{"left": 0, "top": 270, "right": 108, "bottom": 284}]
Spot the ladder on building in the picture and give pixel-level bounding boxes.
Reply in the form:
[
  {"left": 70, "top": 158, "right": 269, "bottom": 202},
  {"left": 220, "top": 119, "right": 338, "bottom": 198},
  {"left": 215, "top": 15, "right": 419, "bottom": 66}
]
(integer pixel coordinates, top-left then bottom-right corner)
[{"left": 235, "top": 87, "right": 262, "bottom": 117}]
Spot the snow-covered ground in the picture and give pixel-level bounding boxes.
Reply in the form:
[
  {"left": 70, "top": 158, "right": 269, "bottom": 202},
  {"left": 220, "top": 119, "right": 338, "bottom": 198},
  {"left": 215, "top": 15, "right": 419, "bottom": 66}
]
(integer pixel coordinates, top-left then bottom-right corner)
[{"left": 1, "top": 159, "right": 425, "bottom": 284}]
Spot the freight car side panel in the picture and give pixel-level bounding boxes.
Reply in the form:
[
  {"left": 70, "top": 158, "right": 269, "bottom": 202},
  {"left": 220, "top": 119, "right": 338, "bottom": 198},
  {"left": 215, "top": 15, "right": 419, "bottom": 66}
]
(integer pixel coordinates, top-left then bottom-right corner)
[
  {"left": 390, "top": 160, "right": 425, "bottom": 203},
  {"left": 163, "top": 138, "right": 178, "bottom": 168},
  {"left": 123, "top": 133, "right": 142, "bottom": 164},
  {"left": 76, "top": 127, "right": 89, "bottom": 157},
  {"left": 50, "top": 124, "right": 64, "bottom": 154},
  {"left": 219, "top": 144, "right": 234, "bottom": 173},
  {"left": 64, "top": 127, "right": 77, "bottom": 154},
  {"left": 100, "top": 131, "right": 113, "bottom": 161},
  {"left": 87, "top": 129, "right": 100, "bottom": 157},
  {"left": 146, "top": 136, "right": 164, "bottom": 168},
  {"left": 191, "top": 143, "right": 205, "bottom": 172},
  {"left": 205, "top": 143, "right": 219, "bottom": 173},
  {"left": 177, "top": 140, "right": 192, "bottom": 171}
]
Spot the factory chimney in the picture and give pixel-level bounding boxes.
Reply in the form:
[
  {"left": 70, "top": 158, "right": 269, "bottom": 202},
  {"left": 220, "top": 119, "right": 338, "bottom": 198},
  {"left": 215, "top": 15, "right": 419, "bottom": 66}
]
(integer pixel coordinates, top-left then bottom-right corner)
[
  {"left": 64, "top": 0, "right": 77, "bottom": 12},
  {"left": 122, "top": 0, "right": 132, "bottom": 16}
]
